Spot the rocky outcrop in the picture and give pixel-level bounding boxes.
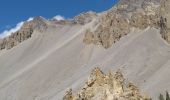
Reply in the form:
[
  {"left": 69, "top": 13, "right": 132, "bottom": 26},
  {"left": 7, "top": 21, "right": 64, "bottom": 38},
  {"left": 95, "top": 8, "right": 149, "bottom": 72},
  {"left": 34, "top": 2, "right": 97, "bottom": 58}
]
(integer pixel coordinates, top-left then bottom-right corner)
[
  {"left": 0, "top": 12, "right": 97, "bottom": 51},
  {"left": 83, "top": 0, "right": 170, "bottom": 48},
  {"left": 0, "top": 28, "right": 33, "bottom": 50},
  {"left": 63, "top": 67, "right": 150, "bottom": 100},
  {"left": 159, "top": 0, "right": 170, "bottom": 43},
  {"left": 73, "top": 11, "right": 97, "bottom": 25},
  {"left": 0, "top": 16, "right": 48, "bottom": 50},
  {"left": 1, "top": 0, "right": 170, "bottom": 50}
]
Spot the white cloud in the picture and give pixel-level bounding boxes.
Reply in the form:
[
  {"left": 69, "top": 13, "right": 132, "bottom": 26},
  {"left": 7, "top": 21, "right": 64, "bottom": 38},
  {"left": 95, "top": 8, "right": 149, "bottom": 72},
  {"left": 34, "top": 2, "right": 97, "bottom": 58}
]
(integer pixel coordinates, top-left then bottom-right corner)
[
  {"left": 0, "top": 22, "right": 24, "bottom": 39},
  {"left": 0, "top": 17, "right": 34, "bottom": 39},
  {"left": 52, "top": 15, "right": 65, "bottom": 21},
  {"left": 27, "top": 17, "right": 34, "bottom": 22}
]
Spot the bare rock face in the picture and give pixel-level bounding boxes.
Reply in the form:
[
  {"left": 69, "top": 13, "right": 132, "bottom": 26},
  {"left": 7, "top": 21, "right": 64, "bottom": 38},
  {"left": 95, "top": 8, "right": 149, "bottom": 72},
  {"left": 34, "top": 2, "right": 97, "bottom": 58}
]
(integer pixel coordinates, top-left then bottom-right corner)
[
  {"left": 159, "top": 0, "right": 170, "bottom": 43},
  {"left": 83, "top": 29, "right": 94, "bottom": 44},
  {"left": 83, "top": 0, "right": 170, "bottom": 49},
  {"left": 63, "top": 67, "right": 150, "bottom": 100},
  {"left": 0, "top": 16, "right": 48, "bottom": 50},
  {"left": 1, "top": 0, "right": 170, "bottom": 50},
  {"left": 63, "top": 89, "right": 73, "bottom": 100},
  {"left": 0, "top": 12, "right": 97, "bottom": 50},
  {"left": 73, "top": 11, "right": 97, "bottom": 25}
]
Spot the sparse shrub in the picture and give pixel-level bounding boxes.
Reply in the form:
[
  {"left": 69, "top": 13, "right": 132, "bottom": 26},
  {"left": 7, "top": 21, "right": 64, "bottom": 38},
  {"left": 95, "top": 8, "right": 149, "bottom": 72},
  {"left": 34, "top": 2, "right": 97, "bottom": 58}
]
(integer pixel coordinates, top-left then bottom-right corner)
[
  {"left": 159, "top": 94, "right": 164, "bottom": 100},
  {"left": 166, "top": 91, "right": 170, "bottom": 100},
  {"left": 158, "top": 91, "right": 170, "bottom": 100}
]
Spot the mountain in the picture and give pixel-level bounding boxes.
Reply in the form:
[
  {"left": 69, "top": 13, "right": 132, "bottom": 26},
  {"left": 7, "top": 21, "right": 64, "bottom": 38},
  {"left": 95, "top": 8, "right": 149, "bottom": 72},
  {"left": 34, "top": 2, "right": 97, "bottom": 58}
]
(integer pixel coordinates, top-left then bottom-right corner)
[{"left": 0, "top": 0, "right": 170, "bottom": 100}]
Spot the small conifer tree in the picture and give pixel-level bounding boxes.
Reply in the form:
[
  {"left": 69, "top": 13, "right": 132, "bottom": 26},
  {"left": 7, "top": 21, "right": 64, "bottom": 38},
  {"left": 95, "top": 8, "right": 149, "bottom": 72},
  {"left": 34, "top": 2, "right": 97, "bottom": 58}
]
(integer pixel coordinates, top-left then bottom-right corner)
[
  {"left": 159, "top": 94, "right": 165, "bottom": 100},
  {"left": 166, "top": 91, "right": 170, "bottom": 100}
]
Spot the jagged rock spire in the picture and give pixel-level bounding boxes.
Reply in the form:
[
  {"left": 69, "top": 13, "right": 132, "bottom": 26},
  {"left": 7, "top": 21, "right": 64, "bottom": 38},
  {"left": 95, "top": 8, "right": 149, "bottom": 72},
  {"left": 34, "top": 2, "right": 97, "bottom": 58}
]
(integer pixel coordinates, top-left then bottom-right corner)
[{"left": 63, "top": 67, "right": 150, "bottom": 100}]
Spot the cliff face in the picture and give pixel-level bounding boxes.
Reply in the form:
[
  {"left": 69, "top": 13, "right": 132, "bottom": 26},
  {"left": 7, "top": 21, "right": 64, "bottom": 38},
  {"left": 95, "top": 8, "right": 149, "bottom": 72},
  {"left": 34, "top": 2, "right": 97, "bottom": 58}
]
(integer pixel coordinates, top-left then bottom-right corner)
[
  {"left": 0, "top": 17, "right": 48, "bottom": 50},
  {"left": 1, "top": 0, "right": 170, "bottom": 50},
  {"left": 73, "top": 11, "right": 97, "bottom": 25},
  {"left": 63, "top": 67, "right": 149, "bottom": 100},
  {"left": 83, "top": 0, "right": 170, "bottom": 48},
  {"left": 159, "top": 0, "right": 170, "bottom": 43},
  {"left": 0, "top": 12, "right": 96, "bottom": 50}
]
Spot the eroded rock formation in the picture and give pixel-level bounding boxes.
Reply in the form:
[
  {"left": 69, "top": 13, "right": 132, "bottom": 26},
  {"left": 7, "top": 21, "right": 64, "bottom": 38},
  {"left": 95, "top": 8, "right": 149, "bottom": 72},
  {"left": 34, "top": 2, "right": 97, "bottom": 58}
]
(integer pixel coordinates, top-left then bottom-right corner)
[
  {"left": 73, "top": 11, "right": 97, "bottom": 25},
  {"left": 0, "top": 16, "right": 48, "bottom": 50},
  {"left": 159, "top": 0, "right": 170, "bottom": 43},
  {"left": 1, "top": 0, "right": 170, "bottom": 50},
  {"left": 83, "top": 0, "right": 170, "bottom": 48},
  {"left": 63, "top": 67, "right": 150, "bottom": 100}
]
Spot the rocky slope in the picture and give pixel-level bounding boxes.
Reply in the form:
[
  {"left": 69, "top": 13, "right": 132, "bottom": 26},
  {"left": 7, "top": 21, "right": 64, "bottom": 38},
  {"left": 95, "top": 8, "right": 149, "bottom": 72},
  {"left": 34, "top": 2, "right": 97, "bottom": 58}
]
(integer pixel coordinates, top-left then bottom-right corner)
[
  {"left": 0, "top": 0, "right": 170, "bottom": 100},
  {"left": 0, "top": 12, "right": 97, "bottom": 50},
  {"left": 63, "top": 67, "right": 150, "bottom": 100},
  {"left": 1, "top": 0, "right": 170, "bottom": 50},
  {"left": 83, "top": 0, "right": 170, "bottom": 48},
  {"left": 0, "top": 16, "right": 48, "bottom": 50}
]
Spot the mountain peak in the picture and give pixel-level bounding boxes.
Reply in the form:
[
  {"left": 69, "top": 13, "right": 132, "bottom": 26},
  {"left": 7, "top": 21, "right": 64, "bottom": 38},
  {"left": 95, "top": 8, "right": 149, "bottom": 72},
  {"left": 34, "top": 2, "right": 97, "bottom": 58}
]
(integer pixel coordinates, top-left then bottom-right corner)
[
  {"left": 0, "top": 0, "right": 170, "bottom": 50},
  {"left": 0, "top": 16, "right": 48, "bottom": 50}
]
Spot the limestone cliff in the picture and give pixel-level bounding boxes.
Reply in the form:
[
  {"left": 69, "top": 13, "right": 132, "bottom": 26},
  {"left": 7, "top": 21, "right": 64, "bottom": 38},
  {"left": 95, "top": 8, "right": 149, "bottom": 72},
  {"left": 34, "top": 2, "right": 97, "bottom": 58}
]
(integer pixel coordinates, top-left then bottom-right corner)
[
  {"left": 63, "top": 67, "right": 150, "bottom": 100},
  {"left": 83, "top": 0, "right": 170, "bottom": 48},
  {"left": 1, "top": 0, "right": 170, "bottom": 50}
]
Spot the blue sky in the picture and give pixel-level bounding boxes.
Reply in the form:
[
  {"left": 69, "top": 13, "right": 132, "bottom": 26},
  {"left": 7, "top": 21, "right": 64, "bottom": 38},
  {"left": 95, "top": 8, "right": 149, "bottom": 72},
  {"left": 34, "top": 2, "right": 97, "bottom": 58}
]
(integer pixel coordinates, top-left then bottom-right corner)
[{"left": 0, "top": 0, "right": 118, "bottom": 33}]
